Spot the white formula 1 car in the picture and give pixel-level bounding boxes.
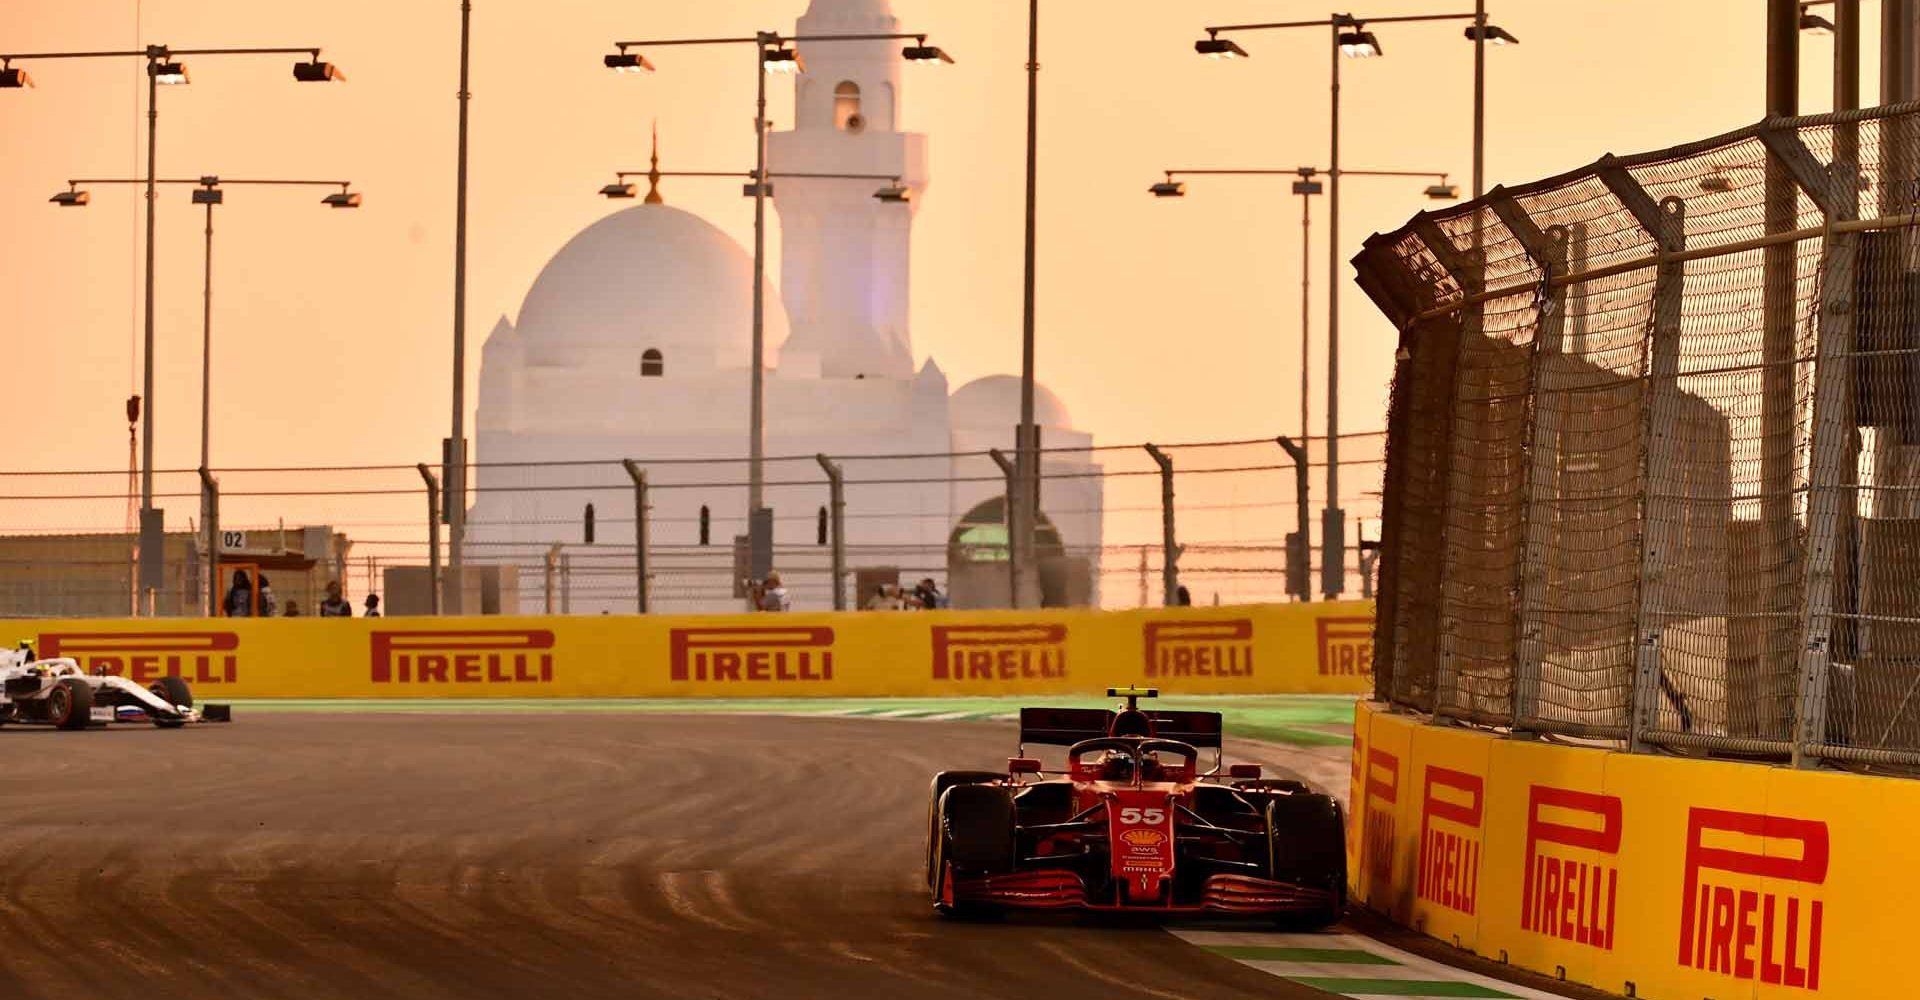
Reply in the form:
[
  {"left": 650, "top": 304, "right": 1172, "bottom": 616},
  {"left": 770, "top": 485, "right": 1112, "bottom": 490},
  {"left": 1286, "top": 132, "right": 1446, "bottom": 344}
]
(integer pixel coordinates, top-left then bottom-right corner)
[{"left": 0, "top": 642, "right": 231, "bottom": 730}]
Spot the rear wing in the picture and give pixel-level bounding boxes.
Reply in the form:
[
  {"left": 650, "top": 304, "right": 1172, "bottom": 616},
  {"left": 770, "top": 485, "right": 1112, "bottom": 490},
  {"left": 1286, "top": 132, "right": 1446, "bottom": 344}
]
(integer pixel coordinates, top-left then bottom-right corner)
[{"left": 1018, "top": 707, "right": 1224, "bottom": 748}]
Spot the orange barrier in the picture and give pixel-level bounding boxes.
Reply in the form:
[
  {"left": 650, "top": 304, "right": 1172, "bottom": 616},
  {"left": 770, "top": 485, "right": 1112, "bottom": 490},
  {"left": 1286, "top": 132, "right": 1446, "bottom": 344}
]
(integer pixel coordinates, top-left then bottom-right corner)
[
  {"left": 1351, "top": 701, "right": 1910, "bottom": 999},
  {"left": 12, "top": 601, "right": 1374, "bottom": 699}
]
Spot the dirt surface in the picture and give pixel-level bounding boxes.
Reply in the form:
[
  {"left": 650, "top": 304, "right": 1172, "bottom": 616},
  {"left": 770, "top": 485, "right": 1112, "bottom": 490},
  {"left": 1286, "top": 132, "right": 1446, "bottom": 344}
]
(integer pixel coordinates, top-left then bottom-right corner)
[{"left": 0, "top": 713, "right": 1337, "bottom": 1000}]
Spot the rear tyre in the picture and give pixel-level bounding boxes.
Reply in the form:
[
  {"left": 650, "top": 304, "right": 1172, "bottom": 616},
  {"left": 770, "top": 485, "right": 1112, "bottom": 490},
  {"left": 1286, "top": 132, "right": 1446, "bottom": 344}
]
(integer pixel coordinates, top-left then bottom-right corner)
[
  {"left": 1267, "top": 793, "right": 1347, "bottom": 930},
  {"left": 149, "top": 676, "right": 192, "bottom": 728},
  {"left": 48, "top": 678, "right": 93, "bottom": 731},
  {"left": 934, "top": 783, "right": 1015, "bottom": 919}
]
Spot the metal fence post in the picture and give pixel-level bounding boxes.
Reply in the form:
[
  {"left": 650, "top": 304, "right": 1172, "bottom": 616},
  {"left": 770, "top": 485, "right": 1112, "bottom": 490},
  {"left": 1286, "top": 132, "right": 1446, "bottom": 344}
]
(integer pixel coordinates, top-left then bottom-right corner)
[
  {"left": 198, "top": 467, "right": 219, "bottom": 618},
  {"left": 1276, "top": 437, "right": 1311, "bottom": 602},
  {"left": 544, "top": 542, "right": 561, "bottom": 615},
  {"left": 1489, "top": 190, "right": 1566, "bottom": 733},
  {"left": 415, "top": 463, "right": 442, "bottom": 616},
  {"left": 816, "top": 454, "right": 847, "bottom": 611},
  {"left": 561, "top": 552, "right": 572, "bottom": 614},
  {"left": 1600, "top": 160, "right": 1686, "bottom": 753},
  {"left": 1760, "top": 125, "right": 1859, "bottom": 766},
  {"left": 1144, "top": 444, "right": 1178, "bottom": 605},
  {"left": 988, "top": 448, "right": 1018, "bottom": 606},
  {"left": 622, "top": 460, "right": 650, "bottom": 614}
]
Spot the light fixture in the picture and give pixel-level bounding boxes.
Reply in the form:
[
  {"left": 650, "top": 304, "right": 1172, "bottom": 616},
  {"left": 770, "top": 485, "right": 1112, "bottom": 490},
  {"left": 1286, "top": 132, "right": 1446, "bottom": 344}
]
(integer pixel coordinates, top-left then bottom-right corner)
[
  {"left": 1700, "top": 172, "right": 1735, "bottom": 193},
  {"left": 150, "top": 60, "right": 189, "bottom": 85},
  {"left": 1463, "top": 24, "right": 1520, "bottom": 45},
  {"left": 1800, "top": 6, "right": 1836, "bottom": 33},
  {"left": 1425, "top": 183, "right": 1460, "bottom": 200},
  {"left": 1194, "top": 37, "right": 1250, "bottom": 60},
  {"left": 49, "top": 188, "right": 89, "bottom": 207},
  {"left": 604, "top": 51, "right": 655, "bottom": 74},
  {"left": 742, "top": 181, "right": 774, "bottom": 197},
  {"left": 293, "top": 59, "right": 344, "bottom": 82},
  {"left": 191, "top": 186, "right": 224, "bottom": 205},
  {"left": 873, "top": 182, "right": 911, "bottom": 203},
  {"left": 600, "top": 182, "right": 638, "bottom": 199},
  {"left": 902, "top": 44, "right": 954, "bottom": 64},
  {"left": 1292, "top": 177, "right": 1323, "bottom": 196},
  {"left": 0, "top": 66, "right": 33, "bottom": 89},
  {"left": 322, "top": 191, "right": 362, "bottom": 208},
  {"left": 1148, "top": 180, "right": 1186, "bottom": 198},
  {"left": 761, "top": 47, "right": 803, "bottom": 74},
  {"left": 1338, "top": 30, "right": 1382, "bottom": 58}
]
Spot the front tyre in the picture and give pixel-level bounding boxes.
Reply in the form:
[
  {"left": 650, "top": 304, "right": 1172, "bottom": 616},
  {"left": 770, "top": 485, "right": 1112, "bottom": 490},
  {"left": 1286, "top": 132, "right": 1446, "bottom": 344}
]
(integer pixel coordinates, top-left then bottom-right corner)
[
  {"left": 1267, "top": 793, "right": 1347, "bottom": 930},
  {"left": 933, "top": 783, "right": 1015, "bottom": 919},
  {"left": 149, "top": 676, "right": 192, "bottom": 728}
]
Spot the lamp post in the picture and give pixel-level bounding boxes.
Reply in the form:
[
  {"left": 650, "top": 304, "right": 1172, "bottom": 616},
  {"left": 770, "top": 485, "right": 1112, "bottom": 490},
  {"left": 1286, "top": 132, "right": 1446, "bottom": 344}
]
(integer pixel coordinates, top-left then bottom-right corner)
[
  {"left": 1193, "top": 10, "right": 1513, "bottom": 597},
  {"left": 1, "top": 44, "right": 343, "bottom": 612},
  {"left": 1151, "top": 166, "right": 1454, "bottom": 602},
  {"left": 51, "top": 176, "right": 360, "bottom": 614},
  {"left": 603, "top": 29, "right": 952, "bottom": 568}
]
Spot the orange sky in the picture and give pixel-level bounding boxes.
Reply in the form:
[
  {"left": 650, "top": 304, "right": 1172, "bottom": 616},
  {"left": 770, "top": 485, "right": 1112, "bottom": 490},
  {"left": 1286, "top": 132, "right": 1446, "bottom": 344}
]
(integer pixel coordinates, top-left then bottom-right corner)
[{"left": 0, "top": 0, "right": 1866, "bottom": 484}]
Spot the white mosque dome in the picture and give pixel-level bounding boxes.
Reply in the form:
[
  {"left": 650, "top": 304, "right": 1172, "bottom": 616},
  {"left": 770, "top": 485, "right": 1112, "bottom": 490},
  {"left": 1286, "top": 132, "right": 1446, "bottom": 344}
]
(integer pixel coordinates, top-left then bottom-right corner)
[
  {"left": 950, "top": 375, "right": 1073, "bottom": 430},
  {"left": 514, "top": 203, "right": 789, "bottom": 373}
]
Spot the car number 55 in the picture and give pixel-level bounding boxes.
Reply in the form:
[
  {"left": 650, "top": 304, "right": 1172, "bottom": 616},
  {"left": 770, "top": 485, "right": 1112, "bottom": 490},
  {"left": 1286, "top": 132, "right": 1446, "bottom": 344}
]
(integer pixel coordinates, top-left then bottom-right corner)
[{"left": 1119, "top": 807, "right": 1166, "bottom": 825}]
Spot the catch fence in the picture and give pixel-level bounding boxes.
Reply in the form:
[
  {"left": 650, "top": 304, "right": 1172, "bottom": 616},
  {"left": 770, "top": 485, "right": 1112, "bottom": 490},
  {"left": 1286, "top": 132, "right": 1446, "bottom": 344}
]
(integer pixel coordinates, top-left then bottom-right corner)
[{"left": 1357, "top": 101, "right": 1920, "bottom": 769}]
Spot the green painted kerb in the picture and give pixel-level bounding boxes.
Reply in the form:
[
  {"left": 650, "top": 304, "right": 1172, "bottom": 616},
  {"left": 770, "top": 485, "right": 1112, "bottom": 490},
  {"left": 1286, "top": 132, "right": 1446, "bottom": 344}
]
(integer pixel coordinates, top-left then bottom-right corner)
[{"left": 1287, "top": 978, "right": 1516, "bottom": 998}]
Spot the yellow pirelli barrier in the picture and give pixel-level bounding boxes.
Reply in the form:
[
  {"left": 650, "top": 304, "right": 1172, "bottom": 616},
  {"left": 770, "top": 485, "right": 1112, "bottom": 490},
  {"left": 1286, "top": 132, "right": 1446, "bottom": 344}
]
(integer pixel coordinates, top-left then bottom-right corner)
[
  {"left": 11, "top": 601, "right": 1374, "bottom": 699},
  {"left": 1352, "top": 701, "right": 1912, "bottom": 999}
]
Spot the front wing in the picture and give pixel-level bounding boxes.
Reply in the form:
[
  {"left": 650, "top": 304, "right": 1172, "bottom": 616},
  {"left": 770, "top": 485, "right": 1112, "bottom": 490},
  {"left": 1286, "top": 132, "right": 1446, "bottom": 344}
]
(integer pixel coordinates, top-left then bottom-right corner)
[{"left": 941, "top": 866, "right": 1337, "bottom": 915}]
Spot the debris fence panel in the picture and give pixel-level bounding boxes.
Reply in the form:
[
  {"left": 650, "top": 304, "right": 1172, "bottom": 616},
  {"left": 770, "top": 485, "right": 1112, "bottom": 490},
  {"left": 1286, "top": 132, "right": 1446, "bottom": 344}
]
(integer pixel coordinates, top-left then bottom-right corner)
[{"left": 1358, "top": 101, "right": 1920, "bottom": 769}]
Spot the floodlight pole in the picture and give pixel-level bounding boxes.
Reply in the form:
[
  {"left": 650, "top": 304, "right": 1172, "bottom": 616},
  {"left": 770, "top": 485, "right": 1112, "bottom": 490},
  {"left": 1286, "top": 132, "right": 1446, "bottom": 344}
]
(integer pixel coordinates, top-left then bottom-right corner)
[
  {"left": 1013, "top": 0, "right": 1042, "bottom": 609},
  {"left": 448, "top": 0, "right": 473, "bottom": 616}
]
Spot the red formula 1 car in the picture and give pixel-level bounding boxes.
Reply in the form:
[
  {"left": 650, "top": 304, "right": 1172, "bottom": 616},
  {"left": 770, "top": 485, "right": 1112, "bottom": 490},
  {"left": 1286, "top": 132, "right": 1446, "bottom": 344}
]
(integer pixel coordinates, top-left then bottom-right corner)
[{"left": 926, "top": 687, "right": 1346, "bottom": 923}]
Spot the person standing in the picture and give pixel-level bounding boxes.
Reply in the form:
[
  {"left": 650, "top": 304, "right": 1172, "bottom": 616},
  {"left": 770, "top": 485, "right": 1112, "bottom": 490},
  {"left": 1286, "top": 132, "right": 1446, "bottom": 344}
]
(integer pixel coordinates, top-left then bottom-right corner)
[
  {"left": 759, "top": 572, "right": 791, "bottom": 612},
  {"left": 223, "top": 570, "right": 256, "bottom": 617},
  {"left": 318, "top": 580, "right": 353, "bottom": 617},
  {"left": 363, "top": 593, "right": 382, "bottom": 618},
  {"left": 257, "top": 575, "right": 279, "bottom": 617}
]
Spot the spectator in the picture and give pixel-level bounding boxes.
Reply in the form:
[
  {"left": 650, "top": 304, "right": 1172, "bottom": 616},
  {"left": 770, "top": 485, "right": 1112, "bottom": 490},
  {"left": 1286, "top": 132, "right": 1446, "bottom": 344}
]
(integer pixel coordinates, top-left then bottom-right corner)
[
  {"left": 257, "top": 575, "right": 279, "bottom": 617},
  {"left": 913, "top": 577, "right": 945, "bottom": 610},
  {"left": 284, "top": 600, "right": 302, "bottom": 618},
  {"left": 223, "top": 570, "right": 256, "bottom": 617},
  {"left": 759, "top": 572, "right": 791, "bottom": 612},
  {"left": 318, "top": 580, "right": 353, "bottom": 617},
  {"left": 863, "top": 585, "right": 890, "bottom": 611},
  {"left": 1175, "top": 585, "right": 1193, "bottom": 607},
  {"left": 363, "top": 593, "right": 382, "bottom": 618}
]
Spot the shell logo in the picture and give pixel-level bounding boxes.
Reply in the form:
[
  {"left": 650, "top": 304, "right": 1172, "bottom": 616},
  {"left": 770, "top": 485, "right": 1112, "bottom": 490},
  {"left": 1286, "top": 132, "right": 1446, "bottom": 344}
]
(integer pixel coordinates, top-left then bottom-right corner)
[{"left": 1120, "top": 828, "right": 1166, "bottom": 847}]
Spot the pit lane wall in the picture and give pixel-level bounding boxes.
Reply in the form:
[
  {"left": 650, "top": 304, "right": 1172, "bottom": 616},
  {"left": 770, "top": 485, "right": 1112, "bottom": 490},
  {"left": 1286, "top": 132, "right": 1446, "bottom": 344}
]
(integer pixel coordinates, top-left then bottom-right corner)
[
  {"left": 1349, "top": 700, "right": 1914, "bottom": 1000},
  {"left": 11, "top": 601, "right": 1373, "bottom": 699}
]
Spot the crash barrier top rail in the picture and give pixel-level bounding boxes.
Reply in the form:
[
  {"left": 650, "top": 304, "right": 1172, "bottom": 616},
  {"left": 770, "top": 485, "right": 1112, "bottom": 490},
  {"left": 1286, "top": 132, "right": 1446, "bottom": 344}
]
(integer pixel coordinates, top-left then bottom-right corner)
[{"left": 1354, "top": 99, "right": 1920, "bottom": 770}]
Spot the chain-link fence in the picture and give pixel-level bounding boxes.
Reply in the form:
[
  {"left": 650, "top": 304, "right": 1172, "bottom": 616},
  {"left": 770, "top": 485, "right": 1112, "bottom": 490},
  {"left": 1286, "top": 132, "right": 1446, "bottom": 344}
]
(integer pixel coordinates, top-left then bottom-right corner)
[
  {"left": 0, "top": 432, "right": 1389, "bottom": 618},
  {"left": 1358, "top": 101, "right": 1920, "bottom": 769}
]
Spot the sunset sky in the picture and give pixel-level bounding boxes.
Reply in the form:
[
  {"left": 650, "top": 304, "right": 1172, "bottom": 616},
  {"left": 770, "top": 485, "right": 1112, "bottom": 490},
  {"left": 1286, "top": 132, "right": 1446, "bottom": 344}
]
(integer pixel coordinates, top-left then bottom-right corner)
[{"left": 0, "top": 1, "right": 1865, "bottom": 482}]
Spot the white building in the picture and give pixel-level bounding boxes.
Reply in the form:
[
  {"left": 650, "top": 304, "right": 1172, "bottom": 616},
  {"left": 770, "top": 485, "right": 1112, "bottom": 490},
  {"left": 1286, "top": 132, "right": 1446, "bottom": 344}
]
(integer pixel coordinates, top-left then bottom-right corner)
[{"left": 467, "top": 0, "right": 1100, "bottom": 613}]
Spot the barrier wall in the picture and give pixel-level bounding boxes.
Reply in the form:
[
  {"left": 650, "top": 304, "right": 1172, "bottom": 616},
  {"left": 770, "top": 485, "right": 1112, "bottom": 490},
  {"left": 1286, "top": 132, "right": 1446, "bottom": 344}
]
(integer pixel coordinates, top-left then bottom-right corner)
[
  {"left": 1350, "top": 701, "right": 1911, "bottom": 1000},
  {"left": 11, "top": 601, "right": 1374, "bottom": 699}
]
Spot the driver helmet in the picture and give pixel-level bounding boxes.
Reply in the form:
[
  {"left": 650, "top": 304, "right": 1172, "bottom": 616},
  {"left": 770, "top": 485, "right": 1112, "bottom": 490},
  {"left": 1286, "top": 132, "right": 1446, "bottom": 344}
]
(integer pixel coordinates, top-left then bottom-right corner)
[
  {"left": 1138, "top": 750, "right": 1165, "bottom": 781},
  {"left": 1100, "top": 750, "right": 1135, "bottom": 781}
]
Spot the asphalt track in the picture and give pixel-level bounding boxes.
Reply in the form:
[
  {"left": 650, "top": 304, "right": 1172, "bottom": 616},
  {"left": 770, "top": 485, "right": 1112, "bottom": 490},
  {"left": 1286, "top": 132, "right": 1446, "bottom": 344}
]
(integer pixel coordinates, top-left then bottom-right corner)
[{"left": 0, "top": 712, "right": 1350, "bottom": 1000}]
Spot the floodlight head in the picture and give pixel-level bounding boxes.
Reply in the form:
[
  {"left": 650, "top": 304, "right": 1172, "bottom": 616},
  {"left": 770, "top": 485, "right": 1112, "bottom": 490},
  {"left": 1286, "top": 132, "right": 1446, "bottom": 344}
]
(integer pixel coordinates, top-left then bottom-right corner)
[
  {"left": 873, "top": 182, "right": 912, "bottom": 203},
  {"left": 322, "top": 191, "right": 362, "bottom": 209},
  {"left": 1424, "top": 183, "right": 1460, "bottom": 200},
  {"left": 902, "top": 44, "right": 954, "bottom": 64},
  {"left": 742, "top": 181, "right": 774, "bottom": 198},
  {"left": 1799, "top": 8, "right": 1836, "bottom": 33},
  {"left": 150, "top": 60, "right": 189, "bottom": 85},
  {"left": 293, "top": 59, "right": 344, "bottom": 82},
  {"left": 1194, "top": 37, "right": 1249, "bottom": 60},
  {"left": 1291, "top": 178, "right": 1323, "bottom": 196},
  {"left": 1464, "top": 23, "right": 1520, "bottom": 45},
  {"left": 1148, "top": 180, "right": 1186, "bottom": 198},
  {"left": 0, "top": 66, "right": 33, "bottom": 89},
  {"left": 600, "top": 182, "right": 639, "bottom": 199},
  {"left": 761, "top": 47, "right": 803, "bottom": 74},
  {"left": 604, "top": 51, "right": 655, "bottom": 74},
  {"left": 1337, "top": 30, "right": 1382, "bottom": 58},
  {"left": 191, "top": 186, "right": 224, "bottom": 205},
  {"left": 49, "top": 188, "right": 89, "bottom": 207}
]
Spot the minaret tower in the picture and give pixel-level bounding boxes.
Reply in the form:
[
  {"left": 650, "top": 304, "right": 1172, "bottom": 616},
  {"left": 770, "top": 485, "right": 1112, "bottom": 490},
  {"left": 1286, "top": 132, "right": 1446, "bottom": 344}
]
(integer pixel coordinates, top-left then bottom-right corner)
[{"left": 767, "top": 0, "right": 928, "bottom": 379}]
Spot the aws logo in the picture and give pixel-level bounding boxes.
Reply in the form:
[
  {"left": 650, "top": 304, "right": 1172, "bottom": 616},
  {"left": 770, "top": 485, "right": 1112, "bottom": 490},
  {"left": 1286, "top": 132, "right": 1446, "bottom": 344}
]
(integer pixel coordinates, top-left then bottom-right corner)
[
  {"left": 1678, "top": 808, "right": 1828, "bottom": 991},
  {"left": 931, "top": 623, "right": 1066, "bottom": 682},
  {"left": 1521, "top": 785, "right": 1622, "bottom": 950},
  {"left": 369, "top": 629, "right": 555, "bottom": 684},
  {"left": 39, "top": 631, "right": 239, "bottom": 684},
  {"left": 1316, "top": 617, "right": 1373, "bottom": 676},
  {"left": 669, "top": 626, "right": 835, "bottom": 683},
  {"left": 1143, "top": 620, "right": 1253, "bottom": 679},
  {"left": 1416, "top": 766, "right": 1484, "bottom": 916}
]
